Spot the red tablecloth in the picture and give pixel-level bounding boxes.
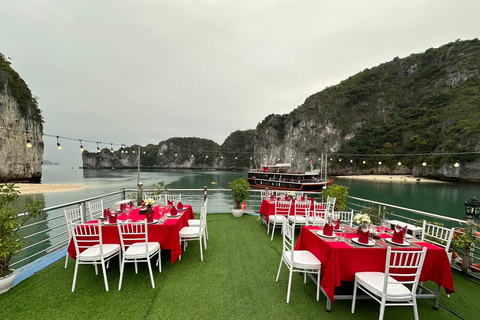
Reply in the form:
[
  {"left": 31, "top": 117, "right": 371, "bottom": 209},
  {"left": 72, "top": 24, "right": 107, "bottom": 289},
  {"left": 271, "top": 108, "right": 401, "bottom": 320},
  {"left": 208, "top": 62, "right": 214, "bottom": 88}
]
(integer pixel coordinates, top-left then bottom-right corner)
[
  {"left": 259, "top": 199, "right": 319, "bottom": 222},
  {"left": 295, "top": 226, "right": 455, "bottom": 302},
  {"left": 67, "top": 205, "right": 194, "bottom": 264}
]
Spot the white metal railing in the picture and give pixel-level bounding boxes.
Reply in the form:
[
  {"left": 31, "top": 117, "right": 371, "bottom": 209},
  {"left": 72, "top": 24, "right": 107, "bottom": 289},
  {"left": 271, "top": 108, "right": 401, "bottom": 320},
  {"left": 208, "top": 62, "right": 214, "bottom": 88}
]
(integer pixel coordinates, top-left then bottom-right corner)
[{"left": 11, "top": 188, "right": 479, "bottom": 279}]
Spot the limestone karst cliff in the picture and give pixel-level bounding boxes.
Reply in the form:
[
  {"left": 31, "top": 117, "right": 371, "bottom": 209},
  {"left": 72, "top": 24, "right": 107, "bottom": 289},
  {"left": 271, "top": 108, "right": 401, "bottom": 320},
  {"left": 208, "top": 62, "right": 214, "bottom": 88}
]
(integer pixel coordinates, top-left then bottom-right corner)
[
  {"left": 82, "top": 39, "right": 480, "bottom": 182},
  {"left": 253, "top": 39, "right": 480, "bottom": 182},
  {"left": 0, "top": 53, "right": 43, "bottom": 182}
]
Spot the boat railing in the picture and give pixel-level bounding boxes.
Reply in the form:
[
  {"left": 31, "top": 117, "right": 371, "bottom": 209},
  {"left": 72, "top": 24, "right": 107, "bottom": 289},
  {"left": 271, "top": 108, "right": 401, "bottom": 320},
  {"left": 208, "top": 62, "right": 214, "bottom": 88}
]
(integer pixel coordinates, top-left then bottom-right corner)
[{"left": 11, "top": 188, "right": 480, "bottom": 283}]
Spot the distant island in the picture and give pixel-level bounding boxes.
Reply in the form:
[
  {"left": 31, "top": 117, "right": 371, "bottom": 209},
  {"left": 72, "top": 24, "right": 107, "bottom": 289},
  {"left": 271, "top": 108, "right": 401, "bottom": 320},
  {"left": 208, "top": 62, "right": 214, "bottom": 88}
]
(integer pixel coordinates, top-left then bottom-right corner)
[{"left": 43, "top": 160, "right": 60, "bottom": 165}]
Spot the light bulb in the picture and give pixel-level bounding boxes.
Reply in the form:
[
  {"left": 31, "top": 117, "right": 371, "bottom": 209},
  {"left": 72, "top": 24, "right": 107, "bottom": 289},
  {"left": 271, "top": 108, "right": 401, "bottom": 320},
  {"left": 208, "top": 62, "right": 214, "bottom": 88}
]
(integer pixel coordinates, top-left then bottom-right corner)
[
  {"left": 454, "top": 162, "right": 460, "bottom": 168},
  {"left": 378, "top": 161, "right": 382, "bottom": 165},
  {"left": 422, "top": 162, "right": 427, "bottom": 167},
  {"left": 362, "top": 160, "right": 366, "bottom": 164},
  {"left": 26, "top": 140, "right": 32, "bottom": 148},
  {"left": 57, "top": 143, "right": 62, "bottom": 150},
  {"left": 397, "top": 161, "right": 402, "bottom": 166},
  {"left": 80, "top": 146, "right": 84, "bottom": 152}
]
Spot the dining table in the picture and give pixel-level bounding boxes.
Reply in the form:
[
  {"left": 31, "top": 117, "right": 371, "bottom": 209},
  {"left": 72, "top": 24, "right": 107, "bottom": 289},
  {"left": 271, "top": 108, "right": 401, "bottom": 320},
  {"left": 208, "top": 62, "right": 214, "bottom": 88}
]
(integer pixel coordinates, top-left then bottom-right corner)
[
  {"left": 295, "top": 225, "right": 455, "bottom": 311},
  {"left": 67, "top": 204, "right": 194, "bottom": 264}
]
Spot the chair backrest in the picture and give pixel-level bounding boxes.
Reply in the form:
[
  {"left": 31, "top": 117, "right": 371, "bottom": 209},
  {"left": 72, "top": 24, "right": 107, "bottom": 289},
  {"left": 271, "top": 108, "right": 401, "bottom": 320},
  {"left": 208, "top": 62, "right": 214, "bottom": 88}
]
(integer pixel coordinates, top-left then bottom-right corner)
[
  {"left": 71, "top": 222, "right": 102, "bottom": 256},
  {"left": 87, "top": 200, "right": 103, "bottom": 221},
  {"left": 64, "top": 207, "right": 84, "bottom": 237},
  {"left": 307, "top": 202, "right": 326, "bottom": 226},
  {"left": 383, "top": 247, "right": 427, "bottom": 294},
  {"left": 274, "top": 200, "right": 291, "bottom": 218},
  {"left": 260, "top": 190, "right": 270, "bottom": 200},
  {"left": 294, "top": 200, "right": 310, "bottom": 217},
  {"left": 421, "top": 220, "right": 454, "bottom": 255},
  {"left": 165, "top": 194, "right": 182, "bottom": 204},
  {"left": 325, "top": 196, "right": 336, "bottom": 218},
  {"left": 199, "top": 205, "right": 207, "bottom": 233},
  {"left": 333, "top": 210, "right": 354, "bottom": 227},
  {"left": 118, "top": 220, "right": 150, "bottom": 253},
  {"left": 150, "top": 194, "right": 163, "bottom": 206},
  {"left": 274, "top": 191, "right": 289, "bottom": 199},
  {"left": 281, "top": 219, "right": 296, "bottom": 260}
]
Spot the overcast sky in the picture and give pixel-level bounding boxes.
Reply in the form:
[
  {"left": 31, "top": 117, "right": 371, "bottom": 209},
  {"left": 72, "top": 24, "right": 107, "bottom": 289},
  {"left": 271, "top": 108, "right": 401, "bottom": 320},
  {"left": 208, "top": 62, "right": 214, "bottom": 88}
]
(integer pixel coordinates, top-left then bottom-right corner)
[{"left": 1, "top": 1, "right": 479, "bottom": 166}]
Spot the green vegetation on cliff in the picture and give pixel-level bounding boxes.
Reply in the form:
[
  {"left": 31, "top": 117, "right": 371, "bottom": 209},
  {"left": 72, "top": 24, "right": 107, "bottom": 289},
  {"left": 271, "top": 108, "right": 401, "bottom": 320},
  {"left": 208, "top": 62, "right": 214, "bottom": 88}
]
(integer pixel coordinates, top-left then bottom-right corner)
[{"left": 0, "top": 53, "right": 43, "bottom": 123}]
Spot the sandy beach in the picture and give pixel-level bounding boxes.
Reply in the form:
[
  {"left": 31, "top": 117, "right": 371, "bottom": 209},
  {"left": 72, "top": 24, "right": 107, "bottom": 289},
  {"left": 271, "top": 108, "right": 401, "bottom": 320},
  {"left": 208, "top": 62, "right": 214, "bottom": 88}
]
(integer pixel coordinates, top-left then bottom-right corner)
[
  {"left": 336, "top": 175, "right": 446, "bottom": 183},
  {"left": 17, "top": 183, "right": 86, "bottom": 195}
]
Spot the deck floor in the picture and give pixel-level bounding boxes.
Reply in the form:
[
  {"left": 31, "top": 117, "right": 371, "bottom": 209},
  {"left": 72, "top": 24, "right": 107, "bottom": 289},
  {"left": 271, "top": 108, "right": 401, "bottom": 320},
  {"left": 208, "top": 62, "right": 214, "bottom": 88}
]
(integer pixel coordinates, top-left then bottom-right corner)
[{"left": 0, "top": 214, "right": 478, "bottom": 319}]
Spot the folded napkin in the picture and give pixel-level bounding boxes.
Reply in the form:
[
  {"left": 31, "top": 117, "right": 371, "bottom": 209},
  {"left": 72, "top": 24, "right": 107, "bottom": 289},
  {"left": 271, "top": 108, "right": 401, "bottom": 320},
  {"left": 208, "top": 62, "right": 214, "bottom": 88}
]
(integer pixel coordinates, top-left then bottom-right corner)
[
  {"left": 146, "top": 213, "right": 154, "bottom": 223},
  {"left": 301, "top": 196, "right": 306, "bottom": 201},
  {"left": 177, "top": 202, "right": 184, "bottom": 210},
  {"left": 310, "top": 197, "right": 315, "bottom": 205},
  {"left": 170, "top": 206, "right": 177, "bottom": 216},
  {"left": 284, "top": 195, "right": 289, "bottom": 201},
  {"left": 323, "top": 223, "right": 334, "bottom": 236},
  {"left": 358, "top": 228, "right": 370, "bottom": 244},
  {"left": 142, "top": 200, "right": 145, "bottom": 207},
  {"left": 392, "top": 225, "right": 408, "bottom": 244},
  {"left": 119, "top": 203, "right": 125, "bottom": 211},
  {"left": 333, "top": 219, "right": 341, "bottom": 230},
  {"left": 270, "top": 195, "right": 275, "bottom": 200},
  {"left": 108, "top": 212, "right": 117, "bottom": 224},
  {"left": 167, "top": 200, "right": 174, "bottom": 207},
  {"left": 103, "top": 209, "right": 109, "bottom": 218}
]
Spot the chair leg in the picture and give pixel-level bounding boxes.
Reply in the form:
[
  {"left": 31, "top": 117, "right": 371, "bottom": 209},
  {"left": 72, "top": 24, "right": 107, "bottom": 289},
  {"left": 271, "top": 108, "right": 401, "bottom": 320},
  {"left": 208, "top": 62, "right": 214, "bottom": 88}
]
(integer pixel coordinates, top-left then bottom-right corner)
[
  {"left": 379, "top": 297, "right": 386, "bottom": 320},
  {"left": 199, "top": 237, "right": 204, "bottom": 261},
  {"left": 271, "top": 222, "right": 276, "bottom": 241},
  {"left": 158, "top": 249, "right": 162, "bottom": 272},
  {"left": 94, "top": 263, "right": 98, "bottom": 275},
  {"left": 316, "top": 269, "right": 320, "bottom": 301},
  {"left": 71, "top": 260, "right": 80, "bottom": 292},
  {"left": 412, "top": 297, "right": 419, "bottom": 320},
  {"left": 267, "top": 221, "right": 270, "bottom": 235},
  {"left": 147, "top": 258, "right": 155, "bottom": 289},
  {"left": 64, "top": 252, "right": 69, "bottom": 268},
  {"left": 118, "top": 259, "right": 125, "bottom": 290},
  {"left": 351, "top": 280, "right": 358, "bottom": 313},
  {"left": 304, "top": 272, "right": 307, "bottom": 283},
  {"left": 276, "top": 257, "right": 283, "bottom": 282},
  {"left": 286, "top": 267, "right": 293, "bottom": 303},
  {"left": 204, "top": 232, "right": 207, "bottom": 250},
  {"left": 101, "top": 260, "right": 109, "bottom": 291},
  {"left": 134, "top": 261, "right": 138, "bottom": 274}
]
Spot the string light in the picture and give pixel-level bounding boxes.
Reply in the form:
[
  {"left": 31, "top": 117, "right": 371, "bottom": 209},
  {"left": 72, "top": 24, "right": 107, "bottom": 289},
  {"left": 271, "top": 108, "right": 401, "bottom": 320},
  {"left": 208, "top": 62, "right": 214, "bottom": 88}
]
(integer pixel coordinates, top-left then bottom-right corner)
[
  {"left": 206, "top": 155, "right": 208, "bottom": 158},
  {"left": 175, "top": 153, "right": 177, "bottom": 157},
  {"left": 143, "top": 151, "right": 145, "bottom": 154},
  {"left": 221, "top": 156, "right": 223, "bottom": 159},
  {"left": 110, "top": 143, "right": 114, "bottom": 153},
  {"left": 378, "top": 161, "right": 382, "bottom": 165},
  {"left": 397, "top": 161, "right": 402, "bottom": 166},
  {"left": 56, "top": 136, "right": 62, "bottom": 150},
  {"left": 191, "top": 154, "right": 194, "bottom": 157},
  {"left": 132, "top": 150, "right": 135, "bottom": 154},
  {"left": 454, "top": 162, "right": 460, "bottom": 168},
  {"left": 235, "top": 156, "right": 238, "bottom": 160},
  {"left": 338, "top": 159, "right": 342, "bottom": 162},
  {"left": 159, "top": 152, "right": 163, "bottom": 156},
  {"left": 79, "top": 140, "right": 84, "bottom": 152},
  {"left": 422, "top": 162, "right": 427, "bottom": 166},
  {"left": 96, "top": 142, "right": 100, "bottom": 153},
  {"left": 25, "top": 131, "right": 32, "bottom": 148},
  {"left": 362, "top": 160, "right": 366, "bottom": 164},
  {"left": 350, "top": 159, "right": 353, "bottom": 163}
]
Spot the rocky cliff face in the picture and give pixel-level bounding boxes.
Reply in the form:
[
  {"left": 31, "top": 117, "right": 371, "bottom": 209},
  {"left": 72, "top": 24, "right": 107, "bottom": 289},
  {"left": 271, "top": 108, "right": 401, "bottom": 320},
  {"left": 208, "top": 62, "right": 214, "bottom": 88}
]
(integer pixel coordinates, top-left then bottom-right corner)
[
  {"left": 253, "top": 39, "right": 480, "bottom": 182},
  {"left": 82, "top": 134, "right": 255, "bottom": 170},
  {"left": 0, "top": 54, "right": 43, "bottom": 182}
]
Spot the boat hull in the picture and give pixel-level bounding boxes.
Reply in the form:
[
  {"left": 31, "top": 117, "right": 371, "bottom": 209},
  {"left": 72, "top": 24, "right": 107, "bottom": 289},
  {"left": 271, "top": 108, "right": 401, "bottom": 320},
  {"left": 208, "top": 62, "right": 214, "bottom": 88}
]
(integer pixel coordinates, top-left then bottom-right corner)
[{"left": 247, "top": 176, "right": 334, "bottom": 192}]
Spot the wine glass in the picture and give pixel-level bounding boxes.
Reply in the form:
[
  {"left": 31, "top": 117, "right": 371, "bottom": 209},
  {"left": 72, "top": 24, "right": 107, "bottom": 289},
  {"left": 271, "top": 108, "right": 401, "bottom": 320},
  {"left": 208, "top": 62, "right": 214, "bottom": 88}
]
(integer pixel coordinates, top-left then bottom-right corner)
[{"left": 381, "top": 218, "right": 387, "bottom": 235}]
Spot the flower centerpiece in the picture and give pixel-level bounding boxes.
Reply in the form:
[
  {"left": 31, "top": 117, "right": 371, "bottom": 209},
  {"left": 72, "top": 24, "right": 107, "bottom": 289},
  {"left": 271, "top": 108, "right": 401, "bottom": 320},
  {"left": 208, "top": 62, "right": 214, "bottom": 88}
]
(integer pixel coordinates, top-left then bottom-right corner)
[
  {"left": 144, "top": 198, "right": 155, "bottom": 216},
  {"left": 144, "top": 198, "right": 155, "bottom": 207},
  {"left": 288, "top": 191, "right": 296, "bottom": 200},
  {"left": 353, "top": 213, "right": 371, "bottom": 227}
]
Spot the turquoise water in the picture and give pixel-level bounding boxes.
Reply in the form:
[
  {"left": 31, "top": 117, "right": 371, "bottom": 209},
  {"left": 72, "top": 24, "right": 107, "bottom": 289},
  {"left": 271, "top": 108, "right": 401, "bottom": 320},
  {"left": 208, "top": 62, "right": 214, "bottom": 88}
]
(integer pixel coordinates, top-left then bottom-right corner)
[
  {"left": 21, "top": 166, "right": 480, "bottom": 222},
  {"left": 11, "top": 166, "right": 478, "bottom": 268}
]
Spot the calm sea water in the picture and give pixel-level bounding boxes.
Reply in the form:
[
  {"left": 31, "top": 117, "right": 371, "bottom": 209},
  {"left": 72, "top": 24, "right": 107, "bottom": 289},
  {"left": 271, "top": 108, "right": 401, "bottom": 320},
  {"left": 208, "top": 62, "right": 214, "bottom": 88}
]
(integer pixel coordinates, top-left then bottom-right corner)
[
  {"left": 11, "top": 165, "right": 479, "bottom": 268},
  {"left": 20, "top": 165, "right": 480, "bottom": 224}
]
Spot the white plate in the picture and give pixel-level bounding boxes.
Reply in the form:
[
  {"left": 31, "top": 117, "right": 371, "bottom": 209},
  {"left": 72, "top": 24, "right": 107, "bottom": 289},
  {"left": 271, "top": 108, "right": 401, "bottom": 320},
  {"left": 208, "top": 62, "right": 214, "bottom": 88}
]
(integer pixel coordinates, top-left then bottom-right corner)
[
  {"left": 385, "top": 238, "right": 411, "bottom": 246},
  {"left": 147, "top": 219, "right": 159, "bottom": 224},
  {"left": 104, "top": 221, "right": 118, "bottom": 225},
  {"left": 316, "top": 230, "right": 336, "bottom": 238},
  {"left": 177, "top": 208, "right": 187, "bottom": 212},
  {"left": 167, "top": 213, "right": 180, "bottom": 217},
  {"left": 352, "top": 238, "right": 376, "bottom": 246}
]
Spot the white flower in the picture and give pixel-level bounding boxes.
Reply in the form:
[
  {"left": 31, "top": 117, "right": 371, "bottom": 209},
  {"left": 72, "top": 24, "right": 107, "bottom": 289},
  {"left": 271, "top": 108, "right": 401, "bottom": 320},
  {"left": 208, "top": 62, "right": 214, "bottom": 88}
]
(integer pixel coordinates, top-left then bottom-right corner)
[
  {"left": 144, "top": 198, "right": 155, "bottom": 206},
  {"left": 288, "top": 191, "right": 296, "bottom": 198},
  {"left": 353, "top": 213, "right": 371, "bottom": 225}
]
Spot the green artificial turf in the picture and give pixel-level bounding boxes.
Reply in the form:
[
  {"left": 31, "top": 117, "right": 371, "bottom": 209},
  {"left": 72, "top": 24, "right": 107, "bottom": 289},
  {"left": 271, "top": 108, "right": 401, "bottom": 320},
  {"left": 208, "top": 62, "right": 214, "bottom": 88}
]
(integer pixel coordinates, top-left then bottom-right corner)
[{"left": 0, "top": 214, "right": 477, "bottom": 319}]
